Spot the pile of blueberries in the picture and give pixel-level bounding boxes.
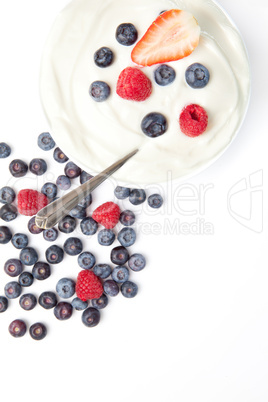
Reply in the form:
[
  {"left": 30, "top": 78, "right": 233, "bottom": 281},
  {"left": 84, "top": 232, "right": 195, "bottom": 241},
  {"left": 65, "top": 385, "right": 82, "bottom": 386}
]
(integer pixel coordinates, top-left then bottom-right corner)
[{"left": 0, "top": 135, "right": 163, "bottom": 340}]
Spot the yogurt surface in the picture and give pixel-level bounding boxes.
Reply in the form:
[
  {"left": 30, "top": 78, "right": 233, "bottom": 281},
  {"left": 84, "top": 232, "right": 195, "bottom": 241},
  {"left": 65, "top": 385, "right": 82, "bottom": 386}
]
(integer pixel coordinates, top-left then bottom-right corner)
[{"left": 40, "top": 0, "right": 250, "bottom": 184}]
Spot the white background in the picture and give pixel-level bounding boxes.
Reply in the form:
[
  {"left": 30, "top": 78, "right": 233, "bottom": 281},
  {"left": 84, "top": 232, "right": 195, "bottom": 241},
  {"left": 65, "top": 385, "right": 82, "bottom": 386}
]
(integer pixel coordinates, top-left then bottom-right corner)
[{"left": 0, "top": 0, "right": 267, "bottom": 401}]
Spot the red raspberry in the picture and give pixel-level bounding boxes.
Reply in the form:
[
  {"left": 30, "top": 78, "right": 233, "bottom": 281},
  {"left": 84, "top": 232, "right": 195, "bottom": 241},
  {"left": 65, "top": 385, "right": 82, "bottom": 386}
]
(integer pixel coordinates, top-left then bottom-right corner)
[
  {"left": 18, "top": 189, "right": 48, "bottom": 216},
  {"left": 116, "top": 67, "right": 152, "bottom": 101},
  {"left": 92, "top": 202, "right": 120, "bottom": 229},
  {"left": 179, "top": 104, "right": 208, "bottom": 137},
  {"left": 75, "top": 270, "right": 103, "bottom": 301}
]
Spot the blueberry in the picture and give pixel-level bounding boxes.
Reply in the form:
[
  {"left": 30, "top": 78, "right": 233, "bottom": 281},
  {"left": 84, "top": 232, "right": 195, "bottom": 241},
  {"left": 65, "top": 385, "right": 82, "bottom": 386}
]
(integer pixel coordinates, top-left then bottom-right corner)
[
  {"left": 94, "top": 46, "right": 114, "bottom": 68},
  {"left": 53, "top": 147, "right": 69, "bottom": 163},
  {"left": 54, "top": 301, "right": 73, "bottom": 320},
  {"left": 72, "top": 297, "right": 88, "bottom": 311},
  {"left": 39, "top": 291, "right": 57, "bottom": 309},
  {"left": 78, "top": 252, "right": 96, "bottom": 270},
  {"left": 98, "top": 229, "right": 115, "bottom": 246},
  {"left": 29, "top": 322, "right": 47, "bottom": 340},
  {"left": 0, "top": 296, "right": 8, "bottom": 312},
  {"left": 91, "top": 294, "right": 109, "bottom": 309},
  {"left": 28, "top": 216, "right": 43, "bottom": 234},
  {"left": 43, "top": 227, "right": 58, "bottom": 242},
  {"left": 78, "top": 194, "right": 92, "bottom": 208},
  {"left": 110, "top": 246, "right": 129, "bottom": 265},
  {"left": 93, "top": 264, "right": 112, "bottom": 279},
  {"left": 41, "top": 182, "right": 58, "bottom": 199},
  {"left": 185, "top": 63, "right": 210, "bottom": 89},
  {"left": 114, "top": 186, "right": 130, "bottom": 200},
  {"left": 11, "top": 233, "right": 28, "bottom": 249},
  {"left": 63, "top": 237, "right": 83, "bottom": 256},
  {"left": 119, "top": 210, "right": 135, "bottom": 226},
  {"left": 103, "top": 279, "right": 119, "bottom": 297},
  {"left": 154, "top": 64, "right": 176, "bottom": 86},
  {"left": 82, "top": 307, "right": 100, "bottom": 327},
  {"left": 9, "top": 159, "right": 28, "bottom": 177},
  {"left": 111, "top": 266, "right": 129, "bottom": 283},
  {"left": 0, "top": 142, "right": 11, "bottom": 158},
  {"left": 129, "top": 189, "right": 146, "bottom": 205},
  {"left": 147, "top": 193, "right": 163, "bottom": 208},
  {"left": 29, "top": 158, "right": 47, "bottom": 176},
  {"left": 56, "top": 175, "right": 71, "bottom": 190},
  {"left": 8, "top": 319, "right": 26, "bottom": 338},
  {"left": 58, "top": 215, "right": 76, "bottom": 234},
  {"left": 19, "top": 293, "right": 37, "bottom": 311},
  {"left": 32, "top": 261, "right": 51, "bottom": 280},
  {"left": 80, "top": 171, "right": 93, "bottom": 184},
  {"left": 80, "top": 217, "right": 98, "bottom": 236},
  {"left": 117, "top": 227, "right": 136, "bottom": 247},
  {"left": 18, "top": 272, "right": 34, "bottom": 287},
  {"left": 141, "top": 113, "right": 167, "bottom": 138},
  {"left": 56, "top": 278, "right": 76, "bottom": 299},
  {"left": 38, "top": 132, "right": 55, "bottom": 151},
  {"left": 128, "top": 253, "right": 146, "bottom": 272},
  {"left": 116, "top": 23, "right": 138, "bottom": 46},
  {"left": 0, "top": 226, "right": 12, "bottom": 244},
  {"left": 69, "top": 205, "right": 87, "bottom": 220},
  {"left": 4, "top": 281, "right": 22, "bottom": 299},
  {"left": 121, "top": 281, "right": 138, "bottom": 298},
  {"left": 45, "top": 245, "right": 64, "bottom": 264},
  {"left": 64, "top": 161, "right": 82, "bottom": 179},
  {"left": 0, "top": 204, "right": 17, "bottom": 222},
  {"left": 0, "top": 186, "right": 16, "bottom": 204},
  {"left": 4, "top": 259, "right": 23, "bottom": 277},
  {"left": 19, "top": 247, "right": 38, "bottom": 266},
  {"left": 89, "top": 81, "right": 111, "bottom": 102}
]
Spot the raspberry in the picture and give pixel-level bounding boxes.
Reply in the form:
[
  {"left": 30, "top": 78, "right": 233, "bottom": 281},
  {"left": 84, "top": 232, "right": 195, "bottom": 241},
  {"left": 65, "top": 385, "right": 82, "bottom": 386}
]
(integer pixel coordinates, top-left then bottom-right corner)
[
  {"left": 116, "top": 67, "right": 152, "bottom": 101},
  {"left": 18, "top": 189, "right": 48, "bottom": 216},
  {"left": 75, "top": 270, "right": 103, "bottom": 301},
  {"left": 92, "top": 202, "right": 120, "bottom": 229},
  {"left": 179, "top": 104, "right": 208, "bottom": 137}
]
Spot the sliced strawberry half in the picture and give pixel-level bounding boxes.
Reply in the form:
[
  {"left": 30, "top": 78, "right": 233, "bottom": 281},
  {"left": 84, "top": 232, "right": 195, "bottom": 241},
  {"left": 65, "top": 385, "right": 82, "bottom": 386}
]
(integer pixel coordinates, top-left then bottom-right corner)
[{"left": 131, "top": 9, "right": 200, "bottom": 67}]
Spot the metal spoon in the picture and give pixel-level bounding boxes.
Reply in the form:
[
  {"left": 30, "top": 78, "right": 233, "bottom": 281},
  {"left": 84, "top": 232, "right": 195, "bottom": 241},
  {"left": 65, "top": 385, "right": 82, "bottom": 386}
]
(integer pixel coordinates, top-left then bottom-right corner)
[{"left": 35, "top": 148, "right": 139, "bottom": 229}]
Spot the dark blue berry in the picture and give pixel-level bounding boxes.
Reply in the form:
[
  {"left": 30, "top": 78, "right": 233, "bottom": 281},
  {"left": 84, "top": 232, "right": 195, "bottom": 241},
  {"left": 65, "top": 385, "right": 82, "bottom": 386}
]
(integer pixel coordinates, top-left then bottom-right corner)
[
  {"left": 80, "top": 217, "right": 98, "bottom": 236},
  {"left": 9, "top": 159, "right": 28, "bottom": 177},
  {"left": 154, "top": 64, "right": 176, "bottom": 86},
  {"left": 11, "top": 233, "right": 28, "bottom": 249},
  {"left": 89, "top": 81, "right": 110, "bottom": 102},
  {"left": 29, "top": 322, "right": 47, "bottom": 340},
  {"left": 94, "top": 47, "right": 114, "bottom": 68},
  {"left": 63, "top": 237, "right": 83, "bottom": 256},
  {"left": 141, "top": 113, "right": 167, "bottom": 138},
  {"left": 128, "top": 253, "right": 146, "bottom": 272},
  {"left": 82, "top": 307, "right": 100, "bottom": 327},
  {"left": 93, "top": 264, "right": 112, "bottom": 279},
  {"left": 117, "top": 227, "right": 136, "bottom": 247},
  {"left": 58, "top": 215, "right": 76, "bottom": 234},
  {"left": 18, "top": 272, "right": 34, "bottom": 287},
  {"left": 98, "top": 229, "right": 115, "bottom": 246},
  {"left": 119, "top": 210, "right": 135, "bottom": 226},
  {"left": 56, "top": 175, "right": 71, "bottom": 190},
  {"left": 38, "top": 132, "right": 55, "bottom": 151},
  {"left": 43, "top": 227, "right": 58, "bottom": 242},
  {"left": 64, "top": 161, "right": 82, "bottom": 179},
  {"left": 80, "top": 171, "right": 93, "bottom": 184},
  {"left": 0, "top": 226, "right": 12, "bottom": 244},
  {"left": 54, "top": 301, "right": 73, "bottom": 320},
  {"left": 19, "top": 247, "right": 38, "bottom": 266},
  {"left": 103, "top": 279, "right": 119, "bottom": 297},
  {"left": 185, "top": 63, "right": 210, "bottom": 89},
  {"left": 111, "top": 266, "right": 129, "bottom": 283},
  {"left": 4, "top": 281, "right": 22, "bottom": 299},
  {"left": 114, "top": 186, "right": 130, "bottom": 200},
  {"left": 32, "top": 261, "right": 51, "bottom": 280},
  {"left": 45, "top": 245, "right": 64, "bottom": 264},
  {"left": 91, "top": 294, "right": 109, "bottom": 309},
  {"left": 29, "top": 158, "right": 47, "bottom": 176},
  {"left": 0, "top": 142, "right": 11, "bottom": 158},
  {"left": 121, "top": 281, "right": 138, "bottom": 298},
  {"left": 129, "top": 188, "right": 146, "bottom": 205},
  {"left": 72, "top": 297, "right": 88, "bottom": 311},
  {"left": 19, "top": 293, "right": 37, "bottom": 310},
  {"left": 116, "top": 23, "right": 138, "bottom": 46},
  {"left": 0, "top": 186, "right": 16, "bottom": 204},
  {"left": 4, "top": 259, "right": 23, "bottom": 277},
  {"left": 41, "top": 182, "right": 58, "bottom": 199},
  {"left": 78, "top": 252, "right": 96, "bottom": 270},
  {"left": 78, "top": 194, "right": 92, "bottom": 208},
  {"left": 56, "top": 278, "right": 76, "bottom": 298},
  {"left": 0, "top": 296, "right": 8, "bottom": 312},
  {"left": 53, "top": 147, "right": 69, "bottom": 163},
  {"left": 28, "top": 216, "right": 43, "bottom": 234},
  {"left": 0, "top": 204, "right": 17, "bottom": 222},
  {"left": 147, "top": 193, "right": 163, "bottom": 208},
  {"left": 9, "top": 319, "right": 26, "bottom": 337},
  {"left": 69, "top": 205, "right": 87, "bottom": 219},
  {"left": 39, "top": 291, "right": 57, "bottom": 309},
  {"left": 110, "top": 246, "right": 129, "bottom": 265}
]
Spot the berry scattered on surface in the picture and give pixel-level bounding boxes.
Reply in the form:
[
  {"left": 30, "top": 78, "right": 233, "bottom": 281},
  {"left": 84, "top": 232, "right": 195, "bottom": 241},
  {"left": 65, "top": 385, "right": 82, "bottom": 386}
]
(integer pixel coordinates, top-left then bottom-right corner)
[
  {"left": 92, "top": 201, "right": 120, "bottom": 229},
  {"left": 154, "top": 64, "right": 176, "bottom": 86},
  {"left": 28, "top": 216, "right": 43, "bottom": 234},
  {"left": 4, "top": 281, "right": 22, "bottom": 299},
  {"left": 38, "top": 132, "right": 55, "bottom": 151},
  {"left": 129, "top": 188, "right": 146, "bottom": 205},
  {"left": 19, "top": 247, "right": 38, "bottom": 266},
  {"left": 98, "top": 229, "right": 115, "bottom": 246},
  {"left": 147, "top": 193, "right": 163, "bottom": 208},
  {"left": 91, "top": 293, "right": 109, "bottom": 309},
  {"left": 38, "top": 291, "right": 57, "bottom": 309},
  {"left": 41, "top": 182, "right": 57, "bottom": 199},
  {"left": 4, "top": 259, "right": 23, "bottom": 277},
  {"left": 179, "top": 104, "right": 208, "bottom": 137},
  {"left": 32, "top": 261, "right": 51, "bottom": 280},
  {"left": 54, "top": 301, "right": 73, "bottom": 320},
  {"left": 0, "top": 296, "right": 8, "bottom": 313},
  {"left": 75, "top": 270, "right": 103, "bottom": 301},
  {"left": 43, "top": 227, "right": 58, "bottom": 242},
  {"left": 110, "top": 246, "right": 129, "bottom": 265},
  {"left": 103, "top": 279, "right": 119, "bottom": 297},
  {"left": 111, "top": 266, "right": 129, "bottom": 283},
  {"left": 80, "top": 217, "right": 98, "bottom": 235},
  {"left": 89, "top": 81, "right": 111, "bottom": 102},
  {"left": 141, "top": 112, "right": 168, "bottom": 138},
  {"left": 56, "top": 175, "right": 71, "bottom": 190},
  {"left": 116, "top": 23, "right": 138, "bottom": 46},
  {"left": 78, "top": 251, "right": 96, "bottom": 270},
  {"left": 8, "top": 319, "right": 26, "bottom": 337},
  {"left": 116, "top": 67, "right": 152, "bottom": 102},
  {"left": 29, "top": 322, "right": 47, "bottom": 340},
  {"left": 45, "top": 245, "right": 64, "bottom": 264},
  {"left": 72, "top": 297, "right": 88, "bottom": 311},
  {"left": 82, "top": 307, "right": 101, "bottom": 327},
  {"left": 56, "top": 278, "right": 76, "bottom": 299},
  {"left": 121, "top": 281, "right": 138, "bottom": 298},
  {"left": 78, "top": 194, "right": 92, "bottom": 208},
  {"left": 80, "top": 171, "right": 93, "bottom": 184},
  {"left": 58, "top": 215, "right": 76, "bottom": 234},
  {"left": 29, "top": 158, "right": 47, "bottom": 176},
  {"left": 185, "top": 62, "right": 210, "bottom": 89},
  {"left": 69, "top": 205, "right": 87, "bottom": 220},
  {"left": 18, "top": 189, "right": 48, "bottom": 216},
  {"left": 117, "top": 227, "right": 136, "bottom": 247},
  {"left": 128, "top": 253, "right": 146, "bottom": 272},
  {"left": 0, "top": 186, "right": 16, "bottom": 204},
  {"left": 0, "top": 226, "right": 12, "bottom": 244},
  {"left": 0, "top": 203, "right": 17, "bottom": 222},
  {"left": 11, "top": 233, "right": 28, "bottom": 249},
  {"left": 9, "top": 159, "right": 28, "bottom": 177},
  {"left": 19, "top": 293, "right": 37, "bottom": 311},
  {"left": 94, "top": 46, "right": 114, "bottom": 67},
  {"left": 18, "top": 272, "right": 34, "bottom": 287},
  {"left": 114, "top": 186, "right": 130, "bottom": 200},
  {"left": 93, "top": 264, "right": 112, "bottom": 279},
  {"left": 53, "top": 147, "right": 69, "bottom": 163},
  {"left": 0, "top": 142, "right": 11, "bottom": 158},
  {"left": 64, "top": 161, "right": 82, "bottom": 179},
  {"left": 63, "top": 237, "right": 83, "bottom": 256},
  {"left": 119, "top": 210, "right": 135, "bottom": 226}
]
